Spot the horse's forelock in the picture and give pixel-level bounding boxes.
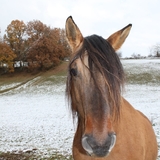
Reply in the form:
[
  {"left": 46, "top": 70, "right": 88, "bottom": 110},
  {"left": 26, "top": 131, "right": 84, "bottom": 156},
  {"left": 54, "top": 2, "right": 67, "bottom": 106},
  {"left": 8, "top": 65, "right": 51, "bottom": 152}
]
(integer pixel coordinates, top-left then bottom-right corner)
[{"left": 66, "top": 35, "right": 125, "bottom": 120}]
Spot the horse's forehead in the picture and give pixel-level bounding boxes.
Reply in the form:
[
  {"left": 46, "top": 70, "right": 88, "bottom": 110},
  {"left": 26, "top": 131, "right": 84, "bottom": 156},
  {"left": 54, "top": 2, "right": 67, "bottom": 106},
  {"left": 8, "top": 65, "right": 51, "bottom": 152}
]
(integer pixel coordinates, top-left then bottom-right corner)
[{"left": 72, "top": 51, "right": 89, "bottom": 69}]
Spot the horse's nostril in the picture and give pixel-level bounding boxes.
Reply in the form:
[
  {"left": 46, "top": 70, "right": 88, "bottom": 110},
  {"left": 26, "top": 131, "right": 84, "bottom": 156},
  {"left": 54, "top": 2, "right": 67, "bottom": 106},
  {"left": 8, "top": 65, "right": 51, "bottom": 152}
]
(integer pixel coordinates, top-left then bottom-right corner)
[
  {"left": 82, "top": 136, "right": 94, "bottom": 156},
  {"left": 108, "top": 133, "right": 116, "bottom": 152}
]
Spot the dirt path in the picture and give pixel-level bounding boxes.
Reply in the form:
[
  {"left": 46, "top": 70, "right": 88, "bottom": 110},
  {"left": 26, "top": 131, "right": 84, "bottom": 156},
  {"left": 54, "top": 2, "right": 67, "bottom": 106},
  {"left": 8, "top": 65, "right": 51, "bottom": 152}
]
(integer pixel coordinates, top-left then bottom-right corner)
[{"left": 0, "top": 62, "right": 68, "bottom": 94}]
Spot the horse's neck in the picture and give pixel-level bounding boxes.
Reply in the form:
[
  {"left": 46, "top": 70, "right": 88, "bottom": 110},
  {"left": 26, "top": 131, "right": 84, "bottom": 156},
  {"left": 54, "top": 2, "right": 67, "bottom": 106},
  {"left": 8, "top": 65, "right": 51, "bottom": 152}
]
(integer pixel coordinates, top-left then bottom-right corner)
[{"left": 112, "top": 97, "right": 136, "bottom": 130}]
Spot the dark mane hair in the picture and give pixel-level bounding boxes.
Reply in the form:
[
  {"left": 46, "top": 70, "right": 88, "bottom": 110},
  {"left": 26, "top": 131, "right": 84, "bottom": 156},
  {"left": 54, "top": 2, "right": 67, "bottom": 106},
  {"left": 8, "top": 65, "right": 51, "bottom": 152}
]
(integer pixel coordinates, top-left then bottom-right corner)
[{"left": 66, "top": 35, "right": 125, "bottom": 119}]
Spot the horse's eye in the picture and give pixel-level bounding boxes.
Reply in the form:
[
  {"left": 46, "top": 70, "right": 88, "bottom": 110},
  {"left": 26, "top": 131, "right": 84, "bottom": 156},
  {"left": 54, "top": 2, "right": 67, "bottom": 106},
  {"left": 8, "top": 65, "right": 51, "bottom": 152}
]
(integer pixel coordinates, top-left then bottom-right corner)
[{"left": 70, "top": 68, "right": 77, "bottom": 76}]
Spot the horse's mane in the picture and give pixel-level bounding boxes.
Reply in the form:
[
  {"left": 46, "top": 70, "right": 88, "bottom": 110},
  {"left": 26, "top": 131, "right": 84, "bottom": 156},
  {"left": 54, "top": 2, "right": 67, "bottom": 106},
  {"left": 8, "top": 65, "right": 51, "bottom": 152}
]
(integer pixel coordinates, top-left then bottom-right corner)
[{"left": 66, "top": 35, "right": 125, "bottom": 120}]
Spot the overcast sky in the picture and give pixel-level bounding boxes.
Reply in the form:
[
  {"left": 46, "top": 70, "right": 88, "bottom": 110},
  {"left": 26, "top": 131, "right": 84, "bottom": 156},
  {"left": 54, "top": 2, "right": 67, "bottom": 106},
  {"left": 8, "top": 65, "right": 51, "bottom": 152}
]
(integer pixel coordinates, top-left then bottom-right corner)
[{"left": 0, "top": 0, "right": 160, "bottom": 57}]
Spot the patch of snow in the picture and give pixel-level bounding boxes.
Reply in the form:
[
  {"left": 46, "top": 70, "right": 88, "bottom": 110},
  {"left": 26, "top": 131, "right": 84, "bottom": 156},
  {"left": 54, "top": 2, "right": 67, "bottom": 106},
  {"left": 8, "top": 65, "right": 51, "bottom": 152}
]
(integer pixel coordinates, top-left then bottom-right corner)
[{"left": 0, "top": 83, "right": 21, "bottom": 91}]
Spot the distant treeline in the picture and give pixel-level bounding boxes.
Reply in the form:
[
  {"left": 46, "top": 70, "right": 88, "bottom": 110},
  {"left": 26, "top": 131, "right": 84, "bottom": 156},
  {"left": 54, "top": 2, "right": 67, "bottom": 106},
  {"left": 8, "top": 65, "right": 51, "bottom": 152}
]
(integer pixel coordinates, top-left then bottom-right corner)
[{"left": 0, "top": 20, "right": 71, "bottom": 74}]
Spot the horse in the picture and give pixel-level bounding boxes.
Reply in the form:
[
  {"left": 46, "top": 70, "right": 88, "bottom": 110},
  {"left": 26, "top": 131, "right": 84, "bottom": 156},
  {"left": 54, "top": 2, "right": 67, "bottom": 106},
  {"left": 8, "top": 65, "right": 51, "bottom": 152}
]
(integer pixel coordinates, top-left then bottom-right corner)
[{"left": 65, "top": 16, "right": 158, "bottom": 160}]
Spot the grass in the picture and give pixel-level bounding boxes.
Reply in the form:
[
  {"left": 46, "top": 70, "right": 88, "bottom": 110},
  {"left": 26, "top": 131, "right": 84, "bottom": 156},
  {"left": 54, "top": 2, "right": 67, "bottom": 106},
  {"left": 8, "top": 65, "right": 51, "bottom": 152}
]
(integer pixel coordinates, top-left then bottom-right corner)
[
  {"left": 0, "top": 151, "right": 73, "bottom": 160},
  {"left": 125, "top": 72, "right": 160, "bottom": 84},
  {"left": 123, "top": 60, "right": 160, "bottom": 85}
]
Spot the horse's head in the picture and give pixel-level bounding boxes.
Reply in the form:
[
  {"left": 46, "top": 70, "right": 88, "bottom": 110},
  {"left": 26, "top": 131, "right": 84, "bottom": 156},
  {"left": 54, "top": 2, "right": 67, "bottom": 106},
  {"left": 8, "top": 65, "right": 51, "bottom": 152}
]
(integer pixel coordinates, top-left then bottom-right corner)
[{"left": 66, "top": 16, "right": 132, "bottom": 157}]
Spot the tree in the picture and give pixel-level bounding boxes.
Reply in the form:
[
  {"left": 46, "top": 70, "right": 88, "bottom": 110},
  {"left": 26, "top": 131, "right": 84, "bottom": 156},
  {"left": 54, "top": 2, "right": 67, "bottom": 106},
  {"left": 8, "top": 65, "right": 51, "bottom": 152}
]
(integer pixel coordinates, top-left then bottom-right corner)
[
  {"left": 26, "top": 28, "right": 71, "bottom": 71},
  {"left": 50, "top": 28, "right": 71, "bottom": 60},
  {"left": 4, "top": 20, "right": 26, "bottom": 63},
  {"left": 27, "top": 28, "right": 68, "bottom": 71},
  {"left": 150, "top": 43, "right": 160, "bottom": 57},
  {"left": 25, "top": 20, "right": 54, "bottom": 71},
  {"left": 25, "top": 20, "right": 51, "bottom": 53},
  {"left": 0, "top": 42, "right": 17, "bottom": 73},
  {"left": 131, "top": 53, "right": 142, "bottom": 59},
  {"left": 58, "top": 28, "right": 71, "bottom": 58},
  {"left": 26, "top": 20, "right": 50, "bottom": 42}
]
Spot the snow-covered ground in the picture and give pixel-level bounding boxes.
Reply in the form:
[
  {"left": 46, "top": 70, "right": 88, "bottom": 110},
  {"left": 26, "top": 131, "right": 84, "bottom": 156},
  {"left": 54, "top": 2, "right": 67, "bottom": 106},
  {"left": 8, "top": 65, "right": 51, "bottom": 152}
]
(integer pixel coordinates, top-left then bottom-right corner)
[
  {"left": 0, "top": 76, "right": 74, "bottom": 159},
  {"left": 0, "top": 59, "right": 160, "bottom": 159}
]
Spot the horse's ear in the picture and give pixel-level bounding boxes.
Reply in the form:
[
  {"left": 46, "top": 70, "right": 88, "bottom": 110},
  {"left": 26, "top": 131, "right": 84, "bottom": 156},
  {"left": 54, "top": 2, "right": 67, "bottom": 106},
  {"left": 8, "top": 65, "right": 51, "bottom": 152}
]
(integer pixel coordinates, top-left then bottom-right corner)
[
  {"left": 65, "top": 16, "right": 83, "bottom": 52},
  {"left": 107, "top": 24, "right": 132, "bottom": 51}
]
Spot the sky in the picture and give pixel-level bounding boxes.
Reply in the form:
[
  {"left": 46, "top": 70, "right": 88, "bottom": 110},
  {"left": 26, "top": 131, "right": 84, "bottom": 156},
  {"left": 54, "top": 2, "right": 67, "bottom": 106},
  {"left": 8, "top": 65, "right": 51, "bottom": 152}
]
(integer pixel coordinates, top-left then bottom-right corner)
[{"left": 0, "top": 0, "right": 160, "bottom": 57}]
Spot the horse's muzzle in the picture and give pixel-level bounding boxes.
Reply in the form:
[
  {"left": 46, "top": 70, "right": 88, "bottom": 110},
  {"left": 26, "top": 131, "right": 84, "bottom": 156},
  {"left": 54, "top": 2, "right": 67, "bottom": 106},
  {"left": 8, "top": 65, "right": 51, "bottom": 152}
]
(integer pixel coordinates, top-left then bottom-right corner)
[{"left": 82, "top": 132, "right": 116, "bottom": 157}]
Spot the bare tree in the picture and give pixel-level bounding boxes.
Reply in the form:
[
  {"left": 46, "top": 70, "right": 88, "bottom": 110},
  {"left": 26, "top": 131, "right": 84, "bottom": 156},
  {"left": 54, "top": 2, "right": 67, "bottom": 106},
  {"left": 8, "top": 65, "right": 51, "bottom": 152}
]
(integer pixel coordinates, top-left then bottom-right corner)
[{"left": 150, "top": 43, "right": 160, "bottom": 57}]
